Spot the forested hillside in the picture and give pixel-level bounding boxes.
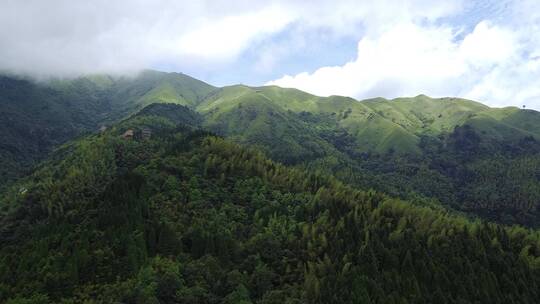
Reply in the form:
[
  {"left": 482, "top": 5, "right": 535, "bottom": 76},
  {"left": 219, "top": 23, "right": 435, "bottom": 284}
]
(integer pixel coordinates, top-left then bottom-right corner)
[
  {"left": 195, "top": 85, "right": 540, "bottom": 227},
  {"left": 0, "top": 71, "right": 214, "bottom": 188},
  {"left": 1, "top": 104, "right": 540, "bottom": 303},
  {"left": 2, "top": 70, "right": 540, "bottom": 228}
]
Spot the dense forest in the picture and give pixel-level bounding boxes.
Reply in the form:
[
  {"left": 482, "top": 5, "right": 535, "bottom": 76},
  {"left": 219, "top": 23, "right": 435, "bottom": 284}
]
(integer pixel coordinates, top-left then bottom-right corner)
[
  {"left": 1, "top": 105, "right": 540, "bottom": 303},
  {"left": 295, "top": 116, "right": 540, "bottom": 228}
]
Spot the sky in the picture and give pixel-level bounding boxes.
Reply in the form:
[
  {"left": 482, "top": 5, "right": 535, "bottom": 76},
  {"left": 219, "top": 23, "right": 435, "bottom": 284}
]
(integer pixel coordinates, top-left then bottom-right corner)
[{"left": 1, "top": 0, "right": 539, "bottom": 109}]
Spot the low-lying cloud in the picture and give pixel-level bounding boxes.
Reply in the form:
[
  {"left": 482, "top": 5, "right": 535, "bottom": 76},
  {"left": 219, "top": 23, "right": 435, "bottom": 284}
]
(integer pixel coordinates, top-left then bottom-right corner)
[
  {"left": 0, "top": 0, "right": 459, "bottom": 77},
  {"left": 0, "top": 0, "right": 294, "bottom": 77},
  {"left": 1, "top": 0, "right": 539, "bottom": 109}
]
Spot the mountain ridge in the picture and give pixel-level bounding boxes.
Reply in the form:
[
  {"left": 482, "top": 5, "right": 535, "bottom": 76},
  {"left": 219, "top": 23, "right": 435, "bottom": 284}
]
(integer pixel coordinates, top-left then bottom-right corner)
[
  {"left": 0, "top": 70, "right": 215, "bottom": 188},
  {"left": 196, "top": 83, "right": 540, "bottom": 154},
  {"left": 2, "top": 70, "right": 540, "bottom": 227}
]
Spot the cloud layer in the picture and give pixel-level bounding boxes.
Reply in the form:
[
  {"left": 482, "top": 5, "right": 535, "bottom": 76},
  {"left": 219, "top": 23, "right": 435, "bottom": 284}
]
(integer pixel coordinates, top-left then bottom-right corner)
[
  {"left": 268, "top": 1, "right": 540, "bottom": 109},
  {"left": 1, "top": 0, "right": 539, "bottom": 109},
  {"left": 0, "top": 0, "right": 460, "bottom": 77},
  {"left": 0, "top": 0, "right": 293, "bottom": 77}
]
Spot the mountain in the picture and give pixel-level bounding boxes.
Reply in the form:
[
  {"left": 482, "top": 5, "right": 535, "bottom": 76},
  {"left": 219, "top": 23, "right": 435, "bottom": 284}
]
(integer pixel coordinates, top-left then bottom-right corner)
[
  {"left": 197, "top": 85, "right": 347, "bottom": 164},
  {"left": 198, "top": 85, "right": 421, "bottom": 155},
  {"left": 193, "top": 85, "right": 540, "bottom": 227},
  {"left": 2, "top": 70, "right": 540, "bottom": 227},
  {"left": 1, "top": 104, "right": 539, "bottom": 303},
  {"left": 0, "top": 70, "right": 214, "bottom": 188},
  {"left": 199, "top": 86, "right": 540, "bottom": 155}
]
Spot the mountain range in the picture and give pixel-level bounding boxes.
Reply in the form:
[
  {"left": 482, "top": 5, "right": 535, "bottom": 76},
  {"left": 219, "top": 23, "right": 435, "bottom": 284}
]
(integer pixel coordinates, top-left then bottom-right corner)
[
  {"left": 2, "top": 70, "right": 540, "bottom": 226},
  {"left": 1, "top": 70, "right": 540, "bottom": 302}
]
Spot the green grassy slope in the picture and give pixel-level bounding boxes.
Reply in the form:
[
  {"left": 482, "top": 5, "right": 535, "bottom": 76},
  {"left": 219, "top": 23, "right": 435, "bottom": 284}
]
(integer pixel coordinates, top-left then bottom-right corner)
[
  {"left": 363, "top": 95, "right": 540, "bottom": 141},
  {"left": 104, "top": 70, "right": 215, "bottom": 121},
  {"left": 197, "top": 85, "right": 540, "bottom": 155},
  {"left": 4, "top": 69, "right": 537, "bottom": 190},
  {"left": 197, "top": 85, "right": 421, "bottom": 154}
]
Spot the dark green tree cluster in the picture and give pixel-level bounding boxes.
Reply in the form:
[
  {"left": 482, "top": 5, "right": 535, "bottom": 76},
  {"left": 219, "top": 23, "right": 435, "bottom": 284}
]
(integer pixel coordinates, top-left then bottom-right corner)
[{"left": 320, "top": 125, "right": 540, "bottom": 227}]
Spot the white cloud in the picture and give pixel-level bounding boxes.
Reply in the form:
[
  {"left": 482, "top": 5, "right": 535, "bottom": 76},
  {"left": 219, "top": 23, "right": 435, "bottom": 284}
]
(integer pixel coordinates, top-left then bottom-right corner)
[
  {"left": 0, "top": 0, "right": 462, "bottom": 77},
  {"left": 176, "top": 5, "right": 295, "bottom": 60},
  {"left": 0, "top": 0, "right": 295, "bottom": 77},
  {"left": 268, "top": 18, "right": 540, "bottom": 110},
  {"left": 2, "top": 0, "right": 538, "bottom": 109},
  {"left": 459, "top": 21, "right": 517, "bottom": 66}
]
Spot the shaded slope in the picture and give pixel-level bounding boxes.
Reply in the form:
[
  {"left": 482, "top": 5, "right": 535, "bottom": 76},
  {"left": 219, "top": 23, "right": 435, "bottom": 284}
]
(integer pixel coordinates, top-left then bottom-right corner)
[
  {"left": 134, "top": 103, "right": 203, "bottom": 128},
  {"left": 0, "top": 75, "right": 104, "bottom": 186},
  {"left": 0, "top": 70, "right": 215, "bottom": 188}
]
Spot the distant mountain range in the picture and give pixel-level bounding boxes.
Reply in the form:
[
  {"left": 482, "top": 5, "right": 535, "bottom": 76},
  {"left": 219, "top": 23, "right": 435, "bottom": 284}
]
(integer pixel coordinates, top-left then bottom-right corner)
[{"left": 1, "top": 70, "right": 540, "bottom": 227}]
